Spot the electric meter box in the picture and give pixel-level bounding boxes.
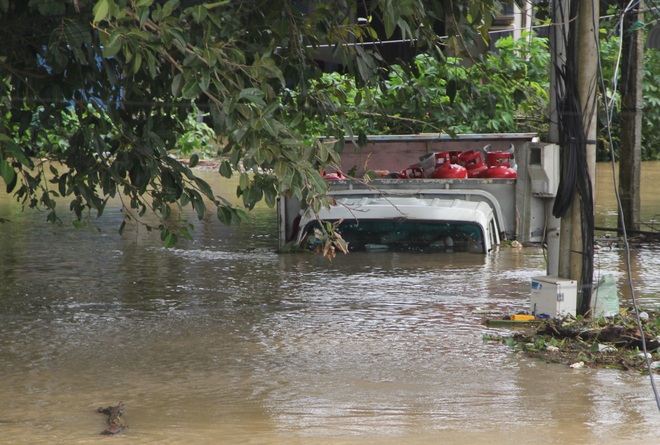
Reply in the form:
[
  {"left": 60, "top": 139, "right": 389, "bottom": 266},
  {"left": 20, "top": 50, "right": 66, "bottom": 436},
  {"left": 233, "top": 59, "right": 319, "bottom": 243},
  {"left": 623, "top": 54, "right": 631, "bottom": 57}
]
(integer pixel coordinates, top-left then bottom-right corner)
[
  {"left": 530, "top": 276, "right": 577, "bottom": 318},
  {"left": 527, "top": 143, "right": 559, "bottom": 198}
]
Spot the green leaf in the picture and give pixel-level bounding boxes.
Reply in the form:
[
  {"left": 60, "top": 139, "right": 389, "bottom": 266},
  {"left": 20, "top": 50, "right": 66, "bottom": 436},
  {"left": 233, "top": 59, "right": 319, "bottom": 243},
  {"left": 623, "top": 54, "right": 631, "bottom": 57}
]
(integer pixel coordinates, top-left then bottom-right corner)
[
  {"left": 186, "top": 189, "right": 206, "bottom": 220},
  {"left": 2, "top": 138, "right": 33, "bottom": 169},
  {"left": 382, "top": 8, "right": 397, "bottom": 38},
  {"left": 133, "top": 52, "right": 142, "bottom": 74},
  {"left": 238, "top": 88, "right": 266, "bottom": 105},
  {"left": 318, "top": 141, "right": 328, "bottom": 162},
  {"left": 181, "top": 79, "right": 201, "bottom": 99},
  {"left": 139, "top": 7, "right": 150, "bottom": 26},
  {"left": 166, "top": 28, "right": 187, "bottom": 50},
  {"left": 216, "top": 206, "right": 233, "bottom": 224},
  {"left": 162, "top": 0, "right": 180, "bottom": 19},
  {"left": 199, "top": 71, "right": 211, "bottom": 91},
  {"left": 180, "top": 192, "right": 190, "bottom": 207},
  {"left": 192, "top": 5, "right": 207, "bottom": 22},
  {"left": 219, "top": 160, "right": 233, "bottom": 178},
  {"left": 164, "top": 232, "right": 177, "bottom": 248},
  {"left": 238, "top": 172, "right": 249, "bottom": 191},
  {"left": 189, "top": 153, "right": 199, "bottom": 168},
  {"left": 93, "top": 0, "right": 109, "bottom": 23},
  {"left": 261, "top": 118, "right": 278, "bottom": 137},
  {"left": 102, "top": 32, "right": 123, "bottom": 58},
  {"left": 0, "top": 160, "right": 16, "bottom": 189},
  {"left": 181, "top": 224, "right": 194, "bottom": 241},
  {"left": 289, "top": 111, "right": 303, "bottom": 128},
  {"left": 97, "top": 197, "right": 108, "bottom": 218},
  {"left": 263, "top": 185, "right": 276, "bottom": 208},
  {"left": 204, "top": 0, "right": 230, "bottom": 8},
  {"left": 355, "top": 54, "right": 371, "bottom": 82},
  {"left": 193, "top": 176, "right": 214, "bottom": 200},
  {"left": 274, "top": 160, "right": 289, "bottom": 179},
  {"left": 161, "top": 203, "right": 171, "bottom": 220},
  {"left": 171, "top": 73, "right": 184, "bottom": 96},
  {"left": 308, "top": 170, "right": 327, "bottom": 193}
]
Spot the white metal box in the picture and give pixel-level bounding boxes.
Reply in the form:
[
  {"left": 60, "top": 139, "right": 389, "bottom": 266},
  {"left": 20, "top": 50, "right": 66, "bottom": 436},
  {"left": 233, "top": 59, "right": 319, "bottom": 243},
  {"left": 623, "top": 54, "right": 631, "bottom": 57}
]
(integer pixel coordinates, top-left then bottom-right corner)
[
  {"left": 530, "top": 276, "right": 577, "bottom": 318},
  {"left": 527, "top": 143, "right": 559, "bottom": 197}
]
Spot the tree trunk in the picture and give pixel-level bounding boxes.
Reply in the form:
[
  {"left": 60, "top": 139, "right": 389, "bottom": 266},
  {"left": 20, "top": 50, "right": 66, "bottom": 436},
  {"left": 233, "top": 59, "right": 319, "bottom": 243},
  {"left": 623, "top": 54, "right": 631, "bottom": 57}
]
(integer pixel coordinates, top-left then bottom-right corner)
[{"left": 618, "top": 4, "right": 644, "bottom": 232}]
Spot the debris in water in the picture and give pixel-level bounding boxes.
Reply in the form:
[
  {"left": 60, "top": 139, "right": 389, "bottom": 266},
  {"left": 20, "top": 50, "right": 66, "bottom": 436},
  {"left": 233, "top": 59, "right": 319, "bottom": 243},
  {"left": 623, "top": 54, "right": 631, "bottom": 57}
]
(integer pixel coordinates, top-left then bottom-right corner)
[
  {"left": 482, "top": 309, "right": 660, "bottom": 372},
  {"left": 97, "top": 401, "right": 126, "bottom": 435}
]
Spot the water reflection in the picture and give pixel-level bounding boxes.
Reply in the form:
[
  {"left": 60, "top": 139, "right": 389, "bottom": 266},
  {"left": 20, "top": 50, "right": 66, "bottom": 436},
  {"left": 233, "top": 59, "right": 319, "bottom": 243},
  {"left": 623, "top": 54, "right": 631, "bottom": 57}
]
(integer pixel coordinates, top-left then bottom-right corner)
[{"left": 1, "top": 166, "right": 660, "bottom": 444}]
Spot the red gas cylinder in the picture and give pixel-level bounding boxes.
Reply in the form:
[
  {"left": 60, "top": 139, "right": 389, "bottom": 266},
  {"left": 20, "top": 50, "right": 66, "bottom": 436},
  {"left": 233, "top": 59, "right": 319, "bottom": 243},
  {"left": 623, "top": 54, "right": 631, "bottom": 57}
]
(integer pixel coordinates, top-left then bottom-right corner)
[
  {"left": 447, "top": 150, "right": 461, "bottom": 164},
  {"left": 426, "top": 152, "right": 467, "bottom": 179},
  {"left": 322, "top": 170, "right": 347, "bottom": 180},
  {"left": 481, "top": 152, "right": 517, "bottom": 179},
  {"left": 458, "top": 150, "right": 488, "bottom": 178},
  {"left": 400, "top": 166, "right": 425, "bottom": 179}
]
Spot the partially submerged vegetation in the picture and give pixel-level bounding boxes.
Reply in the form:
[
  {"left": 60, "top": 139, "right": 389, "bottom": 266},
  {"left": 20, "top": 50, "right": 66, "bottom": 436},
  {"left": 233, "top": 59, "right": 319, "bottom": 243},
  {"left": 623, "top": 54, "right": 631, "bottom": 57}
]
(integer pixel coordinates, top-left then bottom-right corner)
[{"left": 484, "top": 310, "right": 660, "bottom": 373}]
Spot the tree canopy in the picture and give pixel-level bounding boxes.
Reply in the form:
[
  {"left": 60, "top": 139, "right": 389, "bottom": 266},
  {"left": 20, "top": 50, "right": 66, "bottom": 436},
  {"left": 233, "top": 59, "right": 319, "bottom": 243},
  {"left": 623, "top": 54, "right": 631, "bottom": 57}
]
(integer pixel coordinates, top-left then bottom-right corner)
[
  {"left": 303, "top": 33, "right": 551, "bottom": 138},
  {"left": 0, "top": 0, "right": 503, "bottom": 245}
]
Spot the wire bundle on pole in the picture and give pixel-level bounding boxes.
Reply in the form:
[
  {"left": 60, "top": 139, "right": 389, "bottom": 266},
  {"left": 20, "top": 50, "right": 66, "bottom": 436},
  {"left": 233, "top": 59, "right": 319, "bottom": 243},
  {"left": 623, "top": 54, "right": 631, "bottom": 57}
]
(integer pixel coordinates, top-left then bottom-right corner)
[{"left": 551, "top": 0, "right": 595, "bottom": 316}]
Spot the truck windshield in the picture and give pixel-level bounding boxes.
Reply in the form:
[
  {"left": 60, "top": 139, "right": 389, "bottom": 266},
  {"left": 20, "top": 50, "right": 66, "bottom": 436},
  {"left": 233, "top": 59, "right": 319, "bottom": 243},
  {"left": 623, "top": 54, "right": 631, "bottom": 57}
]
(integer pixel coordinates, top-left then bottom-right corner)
[{"left": 302, "top": 219, "right": 485, "bottom": 253}]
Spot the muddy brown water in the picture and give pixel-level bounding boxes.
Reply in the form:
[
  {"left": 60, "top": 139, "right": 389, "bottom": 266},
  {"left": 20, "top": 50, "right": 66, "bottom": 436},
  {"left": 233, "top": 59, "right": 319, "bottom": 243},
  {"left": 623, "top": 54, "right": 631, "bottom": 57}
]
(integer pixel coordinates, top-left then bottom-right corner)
[{"left": 1, "top": 163, "right": 660, "bottom": 444}]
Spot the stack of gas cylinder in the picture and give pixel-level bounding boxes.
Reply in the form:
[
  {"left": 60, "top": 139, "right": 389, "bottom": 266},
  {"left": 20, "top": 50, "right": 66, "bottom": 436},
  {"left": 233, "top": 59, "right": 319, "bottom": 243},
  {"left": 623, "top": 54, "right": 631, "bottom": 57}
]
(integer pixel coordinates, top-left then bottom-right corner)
[
  {"left": 400, "top": 145, "right": 517, "bottom": 179},
  {"left": 322, "top": 145, "right": 517, "bottom": 180}
]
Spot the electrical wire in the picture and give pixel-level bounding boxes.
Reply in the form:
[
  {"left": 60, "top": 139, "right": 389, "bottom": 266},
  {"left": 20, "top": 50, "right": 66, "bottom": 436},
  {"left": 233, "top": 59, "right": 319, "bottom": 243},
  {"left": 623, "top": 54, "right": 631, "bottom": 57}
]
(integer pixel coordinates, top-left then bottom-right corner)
[{"left": 594, "top": 0, "right": 660, "bottom": 412}]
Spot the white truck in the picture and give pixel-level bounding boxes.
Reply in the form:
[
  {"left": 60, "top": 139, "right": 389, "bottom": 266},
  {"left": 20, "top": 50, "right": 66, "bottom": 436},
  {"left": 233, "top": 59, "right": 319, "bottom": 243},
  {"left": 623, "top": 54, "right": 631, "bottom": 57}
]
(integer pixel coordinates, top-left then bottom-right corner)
[{"left": 278, "top": 134, "right": 560, "bottom": 254}]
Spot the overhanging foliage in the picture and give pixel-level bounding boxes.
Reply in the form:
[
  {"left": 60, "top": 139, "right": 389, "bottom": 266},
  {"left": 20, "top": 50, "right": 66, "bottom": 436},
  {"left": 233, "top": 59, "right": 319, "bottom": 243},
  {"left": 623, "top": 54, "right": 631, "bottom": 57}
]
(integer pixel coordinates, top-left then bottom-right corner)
[{"left": 0, "top": 0, "right": 504, "bottom": 245}]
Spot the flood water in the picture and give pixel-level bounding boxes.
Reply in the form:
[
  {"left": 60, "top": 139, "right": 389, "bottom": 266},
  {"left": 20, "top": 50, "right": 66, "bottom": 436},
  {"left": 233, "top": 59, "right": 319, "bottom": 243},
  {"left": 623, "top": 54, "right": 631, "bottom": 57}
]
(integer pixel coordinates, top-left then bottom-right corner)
[{"left": 1, "top": 162, "right": 660, "bottom": 444}]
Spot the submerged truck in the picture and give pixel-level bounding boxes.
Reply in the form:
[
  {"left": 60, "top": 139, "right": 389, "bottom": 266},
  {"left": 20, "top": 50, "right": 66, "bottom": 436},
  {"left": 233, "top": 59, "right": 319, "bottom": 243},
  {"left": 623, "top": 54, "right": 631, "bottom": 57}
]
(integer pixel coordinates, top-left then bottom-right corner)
[{"left": 278, "top": 134, "right": 560, "bottom": 254}]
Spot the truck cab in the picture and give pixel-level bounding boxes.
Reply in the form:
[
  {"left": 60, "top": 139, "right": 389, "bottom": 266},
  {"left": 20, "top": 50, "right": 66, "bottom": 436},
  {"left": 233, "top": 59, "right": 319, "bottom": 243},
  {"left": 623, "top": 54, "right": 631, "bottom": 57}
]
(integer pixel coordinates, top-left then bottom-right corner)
[{"left": 296, "top": 192, "right": 500, "bottom": 253}]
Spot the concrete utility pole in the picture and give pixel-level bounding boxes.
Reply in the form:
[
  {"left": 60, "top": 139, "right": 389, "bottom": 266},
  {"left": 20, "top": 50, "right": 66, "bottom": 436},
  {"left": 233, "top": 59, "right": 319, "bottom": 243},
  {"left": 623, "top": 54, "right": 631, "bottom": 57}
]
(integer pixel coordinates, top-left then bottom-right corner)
[
  {"left": 577, "top": 0, "right": 598, "bottom": 198},
  {"left": 618, "top": 3, "right": 644, "bottom": 232},
  {"left": 551, "top": 0, "right": 598, "bottom": 315}
]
